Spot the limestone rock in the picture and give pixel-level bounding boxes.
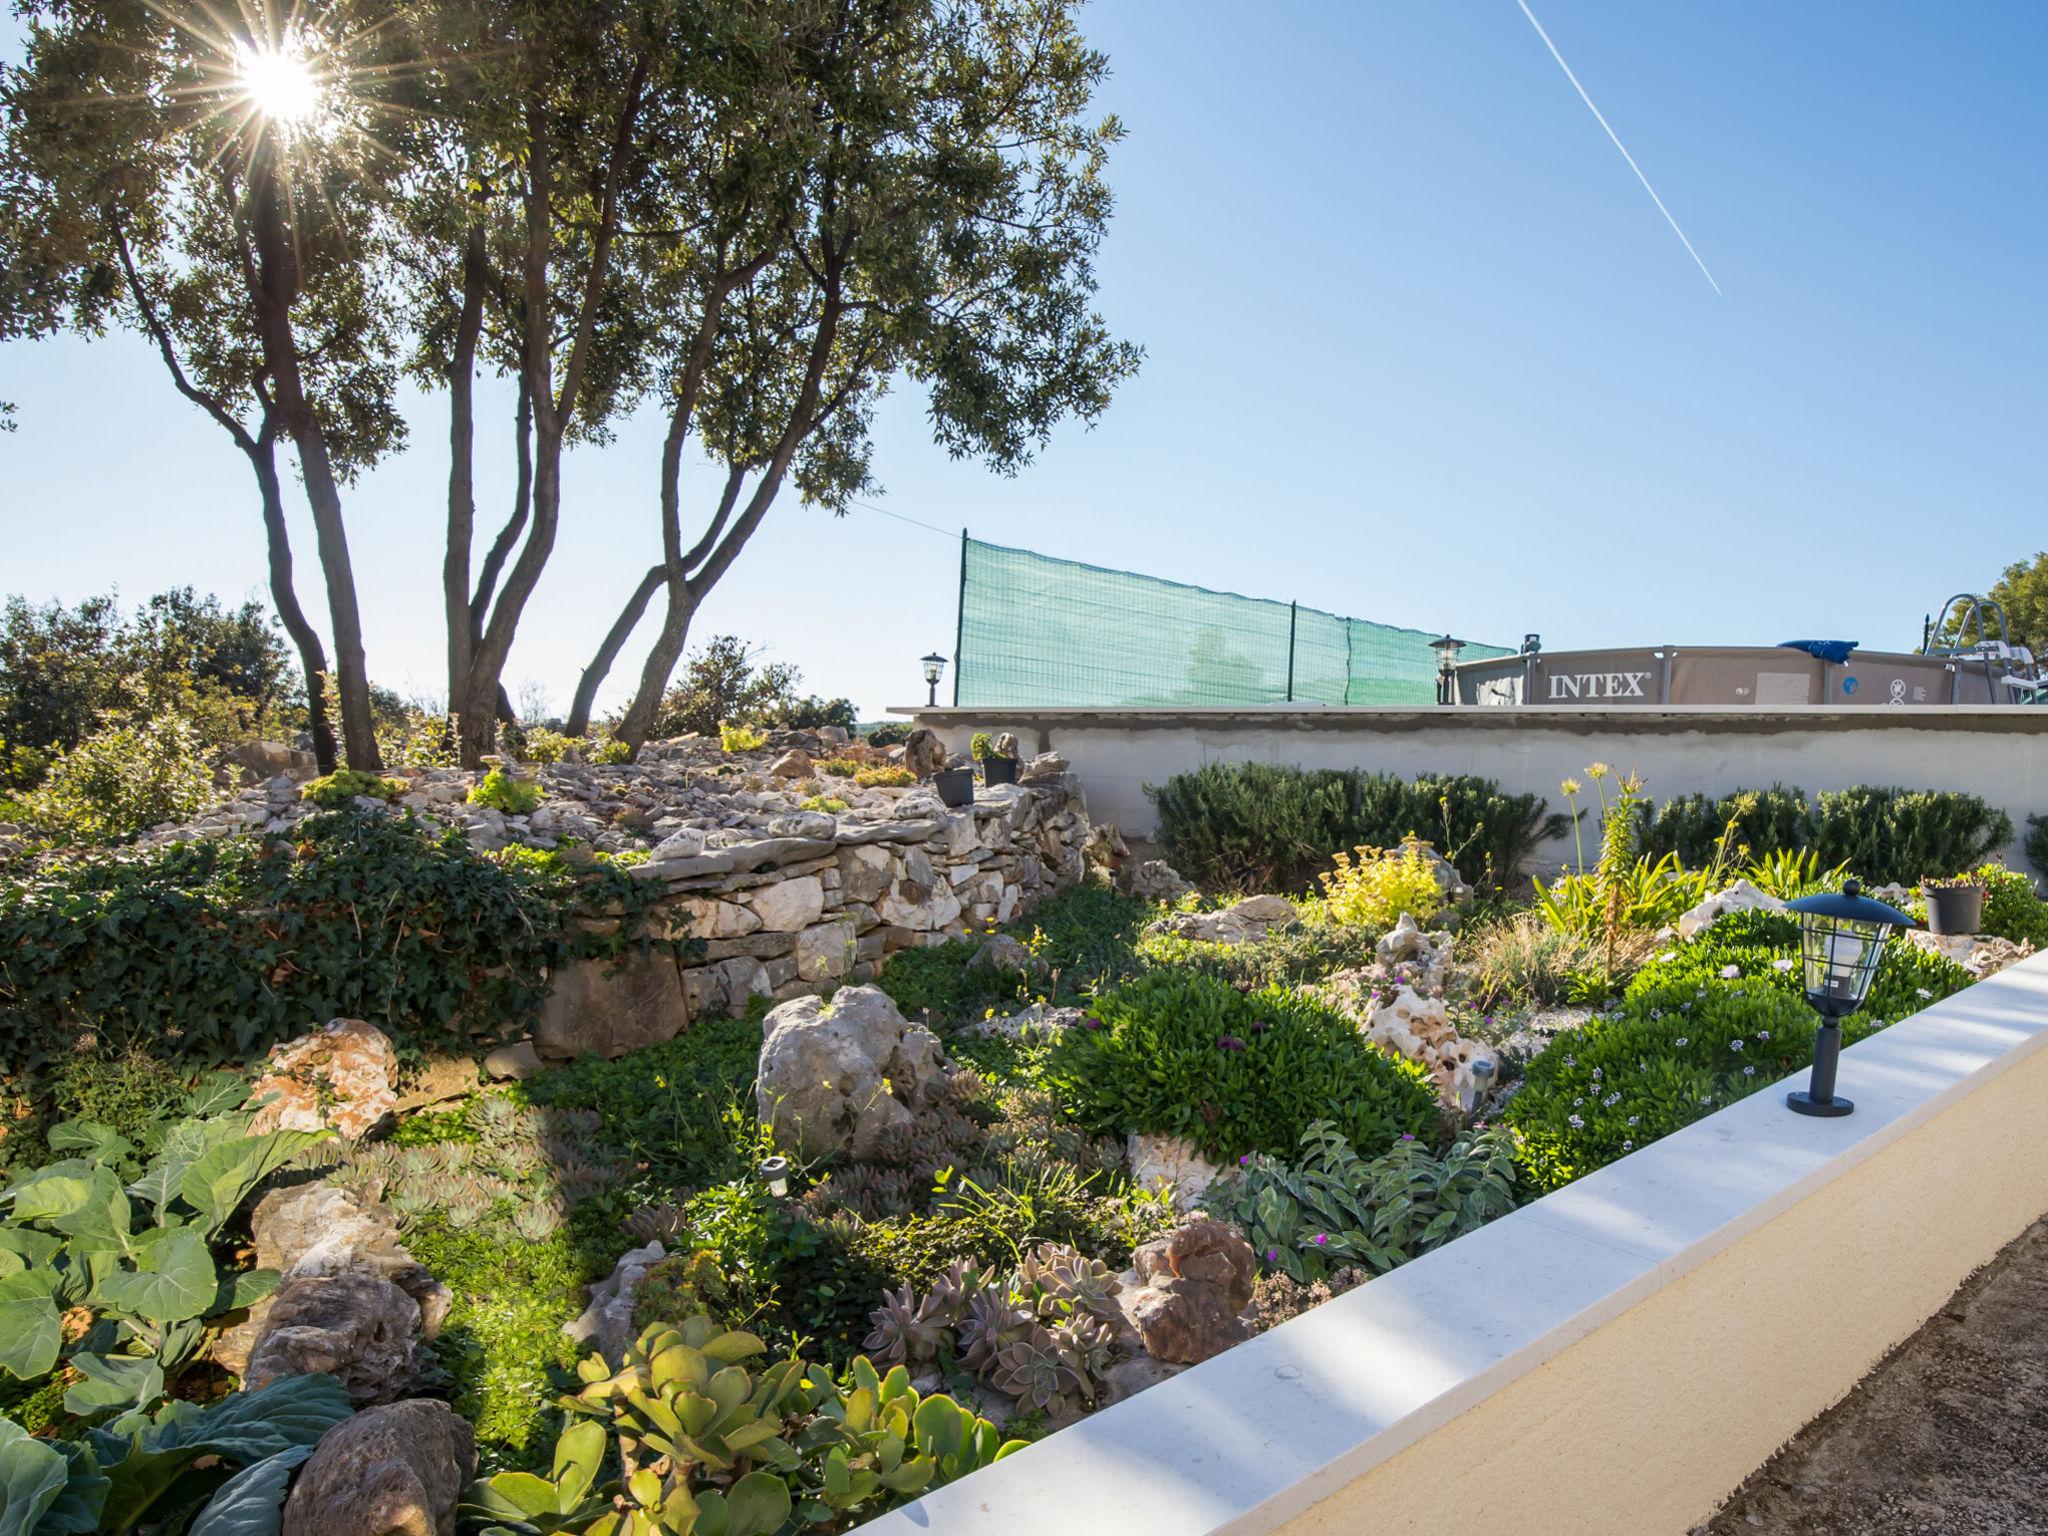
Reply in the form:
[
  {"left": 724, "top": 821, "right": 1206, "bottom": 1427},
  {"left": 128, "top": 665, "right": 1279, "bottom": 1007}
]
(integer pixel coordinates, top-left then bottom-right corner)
[
  {"left": 903, "top": 728, "right": 948, "bottom": 780},
  {"left": 390, "top": 1056, "right": 478, "bottom": 1116},
  {"left": 1677, "top": 879, "right": 1786, "bottom": 940},
  {"left": 1359, "top": 983, "right": 1498, "bottom": 1111},
  {"left": 675, "top": 898, "right": 763, "bottom": 940},
  {"left": 1121, "top": 858, "right": 1193, "bottom": 903},
  {"left": 748, "top": 875, "right": 826, "bottom": 933},
  {"left": 964, "top": 1002, "right": 1086, "bottom": 1041},
  {"left": 534, "top": 948, "right": 688, "bottom": 1062},
  {"left": 1373, "top": 912, "right": 1454, "bottom": 994},
  {"left": 966, "top": 932, "right": 1036, "bottom": 973},
  {"left": 1019, "top": 750, "right": 1069, "bottom": 785},
  {"left": 565, "top": 1240, "right": 666, "bottom": 1365},
  {"left": 482, "top": 1039, "right": 542, "bottom": 1081},
  {"left": 1100, "top": 1353, "right": 1188, "bottom": 1405},
  {"left": 756, "top": 986, "right": 949, "bottom": 1160},
  {"left": 1122, "top": 1218, "right": 1257, "bottom": 1364},
  {"left": 249, "top": 1019, "right": 399, "bottom": 1142},
  {"left": 283, "top": 1398, "right": 476, "bottom": 1536},
  {"left": 242, "top": 1271, "right": 425, "bottom": 1406},
  {"left": 1902, "top": 928, "right": 2035, "bottom": 979},
  {"left": 1396, "top": 836, "right": 1472, "bottom": 907},
  {"left": 214, "top": 1182, "right": 450, "bottom": 1384},
  {"left": 795, "top": 917, "right": 859, "bottom": 982},
  {"left": 1127, "top": 1133, "right": 1222, "bottom": 1213},
  {"left": 768, "top": 749, "right": 814, "bottom": 778},
  {"left": 1154, "top": 893, "right": 1296, "bottom": 947}
]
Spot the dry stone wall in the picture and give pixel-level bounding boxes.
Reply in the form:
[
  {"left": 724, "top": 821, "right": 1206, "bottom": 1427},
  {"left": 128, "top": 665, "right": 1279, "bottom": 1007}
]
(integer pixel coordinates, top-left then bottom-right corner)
[{"left": 637, "top": 775, "right": 1091, "bottom": 1019}]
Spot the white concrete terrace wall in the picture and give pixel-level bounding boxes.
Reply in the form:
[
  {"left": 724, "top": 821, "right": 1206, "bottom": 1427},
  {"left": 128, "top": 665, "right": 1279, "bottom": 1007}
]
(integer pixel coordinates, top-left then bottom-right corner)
[
  {"left": 898, "top": 705, "right": 2048, "bottom": 873},
  {"left": 856, "top": 949, "right": 2048, "bottom": 1536}
]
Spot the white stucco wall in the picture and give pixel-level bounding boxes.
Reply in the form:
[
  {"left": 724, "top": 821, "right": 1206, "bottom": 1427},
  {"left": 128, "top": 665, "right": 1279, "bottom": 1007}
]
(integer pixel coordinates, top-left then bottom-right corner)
[{"left": 897, "top": 706, "right": 2048, "bottom": 873}]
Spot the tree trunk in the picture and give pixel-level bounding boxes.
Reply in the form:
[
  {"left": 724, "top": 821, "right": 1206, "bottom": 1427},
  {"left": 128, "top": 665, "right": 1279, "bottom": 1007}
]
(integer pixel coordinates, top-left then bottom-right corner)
[
  {"left": 444, "top": 222, "right": 488, "bottom": 718},
  {"left": 565, "top": 563, "right": 664, "bottom": 736},
  {"left": 246, "top": 425, "right": 338, "bottom": 773},
  {"left": 246, "top": 156, "right": 381, "bottom": 769}
]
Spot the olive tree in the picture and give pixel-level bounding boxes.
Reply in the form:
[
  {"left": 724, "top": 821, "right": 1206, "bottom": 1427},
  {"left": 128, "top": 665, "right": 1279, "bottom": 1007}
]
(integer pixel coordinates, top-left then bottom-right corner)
[{"left": 565, "top": 0, "right": 1140, "bottom": 746}]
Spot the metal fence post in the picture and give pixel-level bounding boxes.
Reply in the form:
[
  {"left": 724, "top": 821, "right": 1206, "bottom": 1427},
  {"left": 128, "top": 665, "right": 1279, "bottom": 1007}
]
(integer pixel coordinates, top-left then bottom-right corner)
[
  {"left": 1286, "top": 601, "right": 1298, "bottom": 702},
  {"left": 953, "top": 529, "right": 967, "bottom": 707}
]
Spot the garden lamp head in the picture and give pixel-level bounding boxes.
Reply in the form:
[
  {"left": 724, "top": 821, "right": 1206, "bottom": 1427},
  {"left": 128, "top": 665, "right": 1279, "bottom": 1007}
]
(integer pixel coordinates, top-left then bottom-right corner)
[
  {"left": 1429, "top": 634, "right": 1466, "bottom": 671},
  {"left": 758, "top": 1155, "right": 790, "bottom": 1199},
  {"left": 921, "top": 651, "right": 948, "bottom": 707},
  {"left": 1780, "top": 878, "right": 1911, "bottom": 1117}
]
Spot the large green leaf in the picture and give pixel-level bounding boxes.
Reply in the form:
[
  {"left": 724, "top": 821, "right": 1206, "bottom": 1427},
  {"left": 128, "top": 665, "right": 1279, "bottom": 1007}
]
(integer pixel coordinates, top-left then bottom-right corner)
[
  {"left": 178, "top": 1132, "right": 327, "bottom": 1238},
  {"left": 47, "top": 1121, "right": 138, "bottom": 1172},
  {"left": 0, "top": 1229, "right": 61, "bottom": 1268},
  {"left": 216, "top": 1267, "right": 280, "bottom": 1315},
  {"left": 129, "top": 1117, "right": 249, "bottom": 1218},
  {"left": 37, "top": 1439, "right": 108, "bottom": 1535},
  {"left": 184, "top": 1445, "right": 313, "bottom": 1536},
  {"left": 723, "top": 1471, "right": 793, "bottom": 1536},
  {"left": 49, "top": 1165, "right": 133, "bottom": 1252},
  {"left": 3, "top": 1159, "right": 97, "bottom": 1223},
  {"left": 0, "top": 1270, "right": 61, "bottom": 1381},
  {"left": 96, "top": 1227, "right": 217, "bottom": 1325},
  {"left": 93, "top": 1375, "right": 352, "bottom": 1535},
  {"left": 0, "top": 1418, "right": 70, "bottom": 1536},
  {"left": 64, "top": 1353, "right": 166, "bottom": 1419}
]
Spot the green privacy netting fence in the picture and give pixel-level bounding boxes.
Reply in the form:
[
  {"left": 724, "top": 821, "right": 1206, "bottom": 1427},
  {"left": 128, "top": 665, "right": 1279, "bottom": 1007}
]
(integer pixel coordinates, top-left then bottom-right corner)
[{"left": 953, "top": 536, "right": 1513, "bottom": 708}]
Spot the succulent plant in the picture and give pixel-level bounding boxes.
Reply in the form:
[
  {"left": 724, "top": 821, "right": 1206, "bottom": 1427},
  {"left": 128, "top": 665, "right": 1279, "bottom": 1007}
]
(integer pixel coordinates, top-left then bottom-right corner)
[
  {"left": 1018, "top": 1242, "right": 1123, "bottom": 1325},
  {"left": 862, "top": 1283, "right": 951, "bottom": 1369},
  {"left": 990, "top": 1324, "right": 1084, "bottom": 1413},
  {"left": 922, "top": 1257, "right": 989, "bottom": 1325},
  {"left": 1053, "top": 1311, "right": 1118, "bottom": 1388},
  {"left": 551, "top": 1319, "right": 1024, "bottom": 1535},
  {"left": 512, "top": 1196, "right": 566, "bottom": 1242},
  {"left": 446, "top": 1197, "right": 490, "bottom": 1230},
  {"left": 956, "top": 1291, "right": 1035, "bottom": 1378},
  {"left": 622, "top": 1199, "right": 694, "bottom": 1247}
]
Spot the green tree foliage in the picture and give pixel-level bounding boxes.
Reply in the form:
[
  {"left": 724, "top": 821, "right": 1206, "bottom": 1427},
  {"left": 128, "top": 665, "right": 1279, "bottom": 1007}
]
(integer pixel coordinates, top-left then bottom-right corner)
[
  {"left": 646, "top": 635, "right": 836, "bottom": 740},
  {"left": 1934, "top": 551, "right": 2048, "bottom": 659},
  {"left": 0, "top": 590, "right": 293, "bottom": 793}
]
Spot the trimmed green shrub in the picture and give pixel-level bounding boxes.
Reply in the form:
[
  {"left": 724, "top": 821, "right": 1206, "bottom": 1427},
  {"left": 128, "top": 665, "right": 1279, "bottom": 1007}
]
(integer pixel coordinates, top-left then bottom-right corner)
[
  {"left": 1630, "top": 784, "right": 2011, "bottom": 887},
  {"left": 1043, "top": 971, "right": 1438, "bottom": 1161},
  {"left": 1811, "top": 785, "right": 2011, "bottom": 885},
  {"left": 1641, "top": 785, "right": 1809, "bottom": 867},
  {"left": 2028, "top": 813, "right": 2048, "bottom": 878},
  {"left": 0, "top": 808, "right": 683, "bottom": 1076},
  {"left": 1147, "top": 762, "right": 1563, "bottom": 894}
]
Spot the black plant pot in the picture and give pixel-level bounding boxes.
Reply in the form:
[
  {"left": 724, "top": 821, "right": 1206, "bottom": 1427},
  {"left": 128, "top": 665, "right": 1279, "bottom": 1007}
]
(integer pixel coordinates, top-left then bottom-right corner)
[
  {"left": 981, "top": 755, "right": 1019, "bottom": 786},
  {"left": 1923, "top": 883, "right": 1984, "bottom": 937},
  {"left": 934, "top": 767, "right": 976, "bottom": 808}
]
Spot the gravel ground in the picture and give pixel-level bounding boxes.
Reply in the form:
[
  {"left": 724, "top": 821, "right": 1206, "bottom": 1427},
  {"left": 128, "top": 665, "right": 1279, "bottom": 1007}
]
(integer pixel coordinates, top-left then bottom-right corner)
[{"left": 1697, "top": 1213, "right": 2048, "bottom": 1535}]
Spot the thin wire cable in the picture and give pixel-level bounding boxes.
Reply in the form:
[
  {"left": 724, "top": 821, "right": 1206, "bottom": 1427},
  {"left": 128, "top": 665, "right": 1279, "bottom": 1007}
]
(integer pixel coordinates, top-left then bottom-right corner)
[{"left": 845, "top": 497, "right": 960, "bottom": 540}]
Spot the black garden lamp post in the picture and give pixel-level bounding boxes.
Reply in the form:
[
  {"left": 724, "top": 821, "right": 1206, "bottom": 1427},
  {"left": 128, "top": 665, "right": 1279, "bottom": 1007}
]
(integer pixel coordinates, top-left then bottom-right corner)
[
  {"left": 1430, "top": 635, "right": 1466, "bottom": 705},
  {"left": 921, "top": 652, "right": 948, "bottom": 708},
  {"left": 1782, "top": 879, "right": 1911, "bottom": 1117}
]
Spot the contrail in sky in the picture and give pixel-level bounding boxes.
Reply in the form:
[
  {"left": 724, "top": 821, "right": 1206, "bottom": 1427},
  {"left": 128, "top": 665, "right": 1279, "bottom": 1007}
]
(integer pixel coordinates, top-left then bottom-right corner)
[{"left": 1514, "top": 0, "right": 1722, "bottom": 295}]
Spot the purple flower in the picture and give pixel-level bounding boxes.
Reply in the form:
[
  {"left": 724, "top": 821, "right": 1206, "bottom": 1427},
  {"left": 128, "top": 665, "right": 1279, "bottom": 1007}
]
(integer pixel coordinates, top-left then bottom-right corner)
[
  {"left": 1082, "top": 1015, "right": 1104, "bottom": 1030},
  {"left": 1266, "top": 1247, "right": 1281, "bottom": 1264},
  {"left": 1239, "top": 1154, "right": 1251, "bottom": 1166},
  {"left": 1216, "top": 1034, "right": 1247, "bottom": 1052},
  {"left": 1313, "top": 1233, "right": 1329, "bottom": 1247},
  {"left": 1399, "top": 1132, "right": 1416, "bottom": 1141}
]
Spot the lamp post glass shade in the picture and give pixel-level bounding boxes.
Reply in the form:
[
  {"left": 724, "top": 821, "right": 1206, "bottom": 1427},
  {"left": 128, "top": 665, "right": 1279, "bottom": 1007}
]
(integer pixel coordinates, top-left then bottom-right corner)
[
  {"left": 920, "top": 652, "right": 947, "bottom": 707},
  {"left": 1781, "top": 879, "right": 1912, "bottom": 1116}
]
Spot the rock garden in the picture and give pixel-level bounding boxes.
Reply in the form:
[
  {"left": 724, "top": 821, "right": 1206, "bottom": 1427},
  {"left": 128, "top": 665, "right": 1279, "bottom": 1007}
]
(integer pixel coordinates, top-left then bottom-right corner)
[{"left": 2, "top": 738, "right": 2042, "bottom": 1535}]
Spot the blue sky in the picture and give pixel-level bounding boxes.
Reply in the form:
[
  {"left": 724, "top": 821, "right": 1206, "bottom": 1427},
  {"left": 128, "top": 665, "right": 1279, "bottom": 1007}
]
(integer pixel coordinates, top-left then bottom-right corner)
[{"left": 4, "top": 2, "right": 2044, "bottom": 718}]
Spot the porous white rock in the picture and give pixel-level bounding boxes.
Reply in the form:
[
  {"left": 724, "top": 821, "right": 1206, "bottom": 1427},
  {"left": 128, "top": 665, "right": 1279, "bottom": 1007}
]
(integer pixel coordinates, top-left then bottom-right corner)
[{"left": 1677, "top": 879, "right": 1786, "bottom": 940}]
